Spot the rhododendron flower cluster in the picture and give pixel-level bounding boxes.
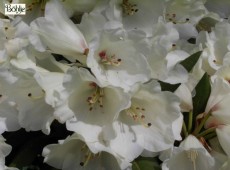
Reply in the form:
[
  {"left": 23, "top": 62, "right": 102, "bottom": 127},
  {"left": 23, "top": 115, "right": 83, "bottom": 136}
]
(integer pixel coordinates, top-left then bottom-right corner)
[{"left": 0, "top": 0, "right": 230, "bottom": 169}]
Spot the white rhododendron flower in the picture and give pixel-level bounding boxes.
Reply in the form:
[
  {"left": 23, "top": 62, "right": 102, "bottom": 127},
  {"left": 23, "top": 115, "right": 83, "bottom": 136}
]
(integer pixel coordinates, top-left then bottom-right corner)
[
  {"left": 164, "top": 0, "right": 208, "bottom": 39},
  {"left": 161, "top": 135, "right": 215, "bottom": 170},
  {"left": 201, "top": 21, "right": 230, "bottom": 74},
  {"left": 0, "top": 68, "right": 54, "bottom": 134},
  {"left": 63, "top": 67, "right": 131, "bottom": 142},
  {"left": 108, "top": 80, "right": 182, "bottom": 152},
  {"left": 174, "top": 83, "right": 193, "bottom": 112},
  {"left": 30, "top": 0, "right": 89, "bottom": 63},
  {"left": 106, "top": 0, "right": 165, "bottom": 37},
  {"left": 87, "top": 28, "right": 151, "bottom": 92},
  {"left": 42, "top": 134, "right": 131, "bottom": 170},
  {"left": 0, "top": 17, "right": 30, "bottom": 58},
  {"left": 205, "top": 78, "right": 230, "bottom": 118}
]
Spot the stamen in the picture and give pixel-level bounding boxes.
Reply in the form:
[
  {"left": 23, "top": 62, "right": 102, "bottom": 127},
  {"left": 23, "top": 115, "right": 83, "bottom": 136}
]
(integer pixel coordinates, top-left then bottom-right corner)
[
  {"left": 171, "top": 44, "right": 177, "bottom": 51},
  {"left": 165, "top": 13, "right": 190, "bottom": 24},
  {"left": 80, "top": 144, "right": 100, "bottom": 167},
  {"left": 84, "top": 152, "right": 92, "bottom": 166},
  {"left": 84, "top": 48, "right": 89, "bottom": 56},
  {"left": 87, "top": 83, "right": 104, "bottom": 111},
  {"left": 186, "top": 150, "right": 198, "bottom": 170},
  {"left": 98, "top": 50, "right": 122, "bottom": 66},
  {"left": 122, "top": 0, "right": 139, "bottom": 16},
  {"left": 125, "top": 105, "right": 151, "bottom": 127}
]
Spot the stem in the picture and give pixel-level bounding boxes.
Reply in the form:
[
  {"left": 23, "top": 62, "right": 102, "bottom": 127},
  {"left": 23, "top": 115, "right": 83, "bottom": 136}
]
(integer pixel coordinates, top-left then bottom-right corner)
[
  {"left": 183, "top": 121, "right": 188, "bottom": 137},
  {"left": 193, "top": 111, "right": 211, "bottom": 135},
  {"left": 204, "top": 132, "right": 216, "bottom": 140},
  {"left": 188, "top": 110, "right": 193, "bottom": 133},
  {"left": 197, "top": 127, "right": 216, "bottom": 137}
]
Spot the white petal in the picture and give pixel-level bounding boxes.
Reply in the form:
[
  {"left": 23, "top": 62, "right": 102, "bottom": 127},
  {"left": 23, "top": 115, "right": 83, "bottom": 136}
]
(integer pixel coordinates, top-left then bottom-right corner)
[{"left": 216, "top": 125, "right": 230, "bottom": 156}]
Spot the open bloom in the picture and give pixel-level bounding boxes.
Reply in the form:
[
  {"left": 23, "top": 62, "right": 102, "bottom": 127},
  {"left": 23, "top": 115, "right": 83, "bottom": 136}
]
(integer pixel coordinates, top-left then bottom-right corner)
[
  {"left": 161, "top": 135, "right": 215, "bottom": 170},
  {"left": 103, "top": 80, "right": 182, "bottom": 157},
  {"left": 107, "top": 0, "right": 166, "bottom": 37},
  {"left": 42, "top": 134, "right": 131, "bottom": 170},
  {"left": 0, "top": 67, "right": 54, "bottom": 134},
  {"left": 87, "top": 28, "right": 151, "bottom": 92},
  {"left": 0, "top": 17, "right": 30, "bottom": 59},
  {"left": 62, "top": 67, "right": 131, "bottom": 142}
]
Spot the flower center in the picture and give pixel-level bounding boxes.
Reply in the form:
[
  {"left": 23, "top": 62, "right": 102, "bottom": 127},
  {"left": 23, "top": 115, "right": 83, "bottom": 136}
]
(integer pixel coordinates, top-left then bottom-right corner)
[
  {"left": 98, "top": 50, "right": 122, "bottom": 66},
  {"left": 86, "top": 82, "right": 104, "bottom": 111},
  {"left": 186, "top": 150, "right": 198, "bottom": 170},
  {"left": 121, "top": 0, "right": 139, "bottom": 16},
  {"left": 125, "top": 105, "right": 151, "bottom": 127},
  {"left": 165, "top": 13, "right": 190, "bottom": 24}
]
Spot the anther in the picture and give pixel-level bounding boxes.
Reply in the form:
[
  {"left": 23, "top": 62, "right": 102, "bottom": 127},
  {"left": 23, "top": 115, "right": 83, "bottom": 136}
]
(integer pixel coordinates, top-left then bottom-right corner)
[
  {"left": 84, "top": 48, "right": 89, "bottom": 56},
  {"left": 126, "top": 105, "right": 150, "bottom": 128},
  {"left": 141, "top": 115, "right": 145, "bottom": 119},
  {"left": 27, "top": 90, "right": 45, "bottom": 100},
  {"left": 87, "top": 82, "right": 104, "bottom": 111},
  {"left": 122, "top": 0, "right": 139, "bottom": 16},
  {"left": 186, "top": 150, "right": 198, "bottom": 170},
  {"left": 98, "top": 51, "right": 122, "bottom": 66},
  {"left": 165, "top": 13, "right": 189, "bottom": 24}
]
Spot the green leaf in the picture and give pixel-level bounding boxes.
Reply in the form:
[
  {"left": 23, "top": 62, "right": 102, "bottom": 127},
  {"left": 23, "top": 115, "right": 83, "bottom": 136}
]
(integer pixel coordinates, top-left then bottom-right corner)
[
  {"left": 196, "top": 17, "right": 219, "bottom": 33},
  {"left": 192, "top": 73, "right": 211, "bottom": 116},
  {"left": 180, "top": 51, "right": 202, "bottom": 72},
  {"left": 132, "top": 157, "right": 161, "bottom": 170},
  {"left": 158, "top": 81, "right": 180, "bottom": 92}
]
